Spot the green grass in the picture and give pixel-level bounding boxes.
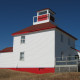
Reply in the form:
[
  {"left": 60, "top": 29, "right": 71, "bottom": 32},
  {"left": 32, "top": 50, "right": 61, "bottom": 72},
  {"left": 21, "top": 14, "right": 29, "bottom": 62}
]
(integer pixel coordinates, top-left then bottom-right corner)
[{"left": 0, "top": 69, "right": 80, "bottom": 80}]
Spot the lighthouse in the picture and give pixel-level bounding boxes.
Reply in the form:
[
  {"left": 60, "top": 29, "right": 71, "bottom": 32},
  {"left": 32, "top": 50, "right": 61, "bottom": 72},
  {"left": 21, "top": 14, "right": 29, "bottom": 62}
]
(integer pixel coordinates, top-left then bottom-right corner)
[{"left": 0, "top": 8, "right": 78, "bottom": 74}]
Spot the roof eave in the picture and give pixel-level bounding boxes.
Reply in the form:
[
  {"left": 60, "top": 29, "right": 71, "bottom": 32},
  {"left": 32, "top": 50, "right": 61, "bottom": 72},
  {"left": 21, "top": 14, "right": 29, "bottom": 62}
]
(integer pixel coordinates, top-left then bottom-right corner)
[
  {"left": 12, "top": 27, "right": 56, "bottom": 36},
  {"left": 56, "top": 27, "right": 77, "bottom": 40}
]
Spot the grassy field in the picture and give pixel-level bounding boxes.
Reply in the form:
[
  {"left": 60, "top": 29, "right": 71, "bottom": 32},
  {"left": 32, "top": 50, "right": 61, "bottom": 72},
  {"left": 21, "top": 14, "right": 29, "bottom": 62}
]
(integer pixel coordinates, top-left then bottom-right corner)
[{"left": 0, "top": 69, "right": 80, "bottom": 80}]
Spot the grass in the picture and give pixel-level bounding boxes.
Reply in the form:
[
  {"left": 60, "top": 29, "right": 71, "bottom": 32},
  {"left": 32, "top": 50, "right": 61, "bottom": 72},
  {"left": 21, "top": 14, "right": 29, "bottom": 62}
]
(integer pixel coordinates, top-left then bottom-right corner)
[{"left": 0, "top": 69, "right": 80, "bottom": 80}]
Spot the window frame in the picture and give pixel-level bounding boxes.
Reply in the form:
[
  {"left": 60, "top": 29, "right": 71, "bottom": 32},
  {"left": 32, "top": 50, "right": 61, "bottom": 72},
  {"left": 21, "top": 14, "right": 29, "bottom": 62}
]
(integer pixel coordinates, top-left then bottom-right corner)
[
  {"left": 68, "top": 38, "right": 70, "bottom": 45},
  {"left": 61, "top": 34, "right": 63, "bottom": 42},
  {"left": 38, "top": 10, "right": 47, "bottom": 16},
  {"left": 20, "top": 52, "right": 24, "bottom": 61},
  {"left": 21, "top": 36, "right": 25, "bottom": 44}
]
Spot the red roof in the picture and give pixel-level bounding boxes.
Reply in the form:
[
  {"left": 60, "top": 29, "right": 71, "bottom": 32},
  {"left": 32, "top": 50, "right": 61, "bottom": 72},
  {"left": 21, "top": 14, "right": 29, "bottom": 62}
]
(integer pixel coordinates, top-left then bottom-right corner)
[
  {"left": 0, "top": 47, "right": 13, "bottom": 53},
  {"left": 12, "top": 22, "right": 77, "bottom": 40},
  {"left": 71, "top": 47, "right": 80, "bottom": 52},
  {"left": 12, "top": 22, "right": 56, "bottom": 36}
]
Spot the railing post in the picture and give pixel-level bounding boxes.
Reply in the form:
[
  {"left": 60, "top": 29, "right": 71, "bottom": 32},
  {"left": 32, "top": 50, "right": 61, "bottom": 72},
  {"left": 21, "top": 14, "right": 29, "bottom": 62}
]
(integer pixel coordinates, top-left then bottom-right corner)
[
  {"left": 48, "top": 13, "right": 50, "bottom": 21},
  {"left": 77, "top": 59, "right": 78, "bottom": 72},
  {"left": 59, "top": 67, "right": 60, "bottom": 72},
  {"left": 66, "top": 57, "right": 67, "bottom": 65},
  {"left": 69, "top": 66, "right": 70, "bottom": 72}
]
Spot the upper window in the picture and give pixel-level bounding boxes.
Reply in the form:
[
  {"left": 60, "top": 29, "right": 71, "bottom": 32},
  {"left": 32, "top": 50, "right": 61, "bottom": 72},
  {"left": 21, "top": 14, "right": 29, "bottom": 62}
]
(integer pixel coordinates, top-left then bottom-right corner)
[
  {"left": 68, "top": 38, "right": 70, "bottom": 45},
  {"left": 61, "top": 34, "right": 63, "bottom": 42},
  {"left": 21, "top": 36, "right": 25, "bottom": 44},
  {"left": 20, "top": 52, "right": 24, "bottom": 61},
  {"left": 39, "top": 11, "right": 47, "bottom": 15}
]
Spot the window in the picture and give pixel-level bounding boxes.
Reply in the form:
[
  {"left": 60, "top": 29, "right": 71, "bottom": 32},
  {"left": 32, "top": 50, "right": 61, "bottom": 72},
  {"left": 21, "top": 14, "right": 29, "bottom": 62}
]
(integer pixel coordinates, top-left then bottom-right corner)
[
  {"left": 20, "top": 52, "right": 24, "bottom": 61},
  {"left": 61, "top": 52, "right": 64, "bottom": 60},
  {"left": 39, "top": 11, "right": 47, "bottom": 15},
  {"left": 21, "top": 36, "right": 25, "bottom": 44},
  {"left": 68, "top": 38, "right": 70, "bottom": 45},
  {"left": 61, "top": 34, "right": 63, "bottom": 42}
]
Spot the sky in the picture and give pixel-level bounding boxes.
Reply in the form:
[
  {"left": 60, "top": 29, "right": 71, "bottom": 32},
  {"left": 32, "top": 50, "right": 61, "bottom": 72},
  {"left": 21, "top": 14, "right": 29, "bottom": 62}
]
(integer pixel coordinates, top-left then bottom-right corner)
[{"left": 0, "top": 0, "right": 80, "bottom": 50}]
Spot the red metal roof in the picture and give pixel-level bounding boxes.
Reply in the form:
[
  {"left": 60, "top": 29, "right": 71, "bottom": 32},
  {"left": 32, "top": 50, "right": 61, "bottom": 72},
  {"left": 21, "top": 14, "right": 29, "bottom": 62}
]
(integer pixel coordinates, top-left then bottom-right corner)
[
  {"left": 71, "top": 47, "right": 80, "bottom": 52},
  {"left": 12, "top": 22, "right": 77, "bottom": 40},
  {"left": 12, "top": 22, "right": 56, "bottom": 36},
  {"left": 0, "top": 47, "right": 13, "bottom": 53}
]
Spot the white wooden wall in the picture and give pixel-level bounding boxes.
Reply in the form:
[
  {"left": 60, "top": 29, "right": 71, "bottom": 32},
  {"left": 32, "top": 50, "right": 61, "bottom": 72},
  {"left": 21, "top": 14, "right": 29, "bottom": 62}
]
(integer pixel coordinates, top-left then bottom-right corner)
[
  {"left": 55, "top": 28, "right": 76, "bottom": 58},
  {"left": 0, "top": 28, "right": 77, "bottom": 68},
  {"left": 0, "top": 52, "right": 16, "bottom": 68},
  {"left": 13, "top": 29, "right": 55, "bottom": 68}
]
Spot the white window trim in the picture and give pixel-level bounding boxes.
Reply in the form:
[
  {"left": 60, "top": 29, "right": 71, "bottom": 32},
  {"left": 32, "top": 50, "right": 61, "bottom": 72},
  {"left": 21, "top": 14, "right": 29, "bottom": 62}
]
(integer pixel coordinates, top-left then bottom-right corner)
[
  {"left": 37, "top": 10, "right": 48, "bottom": 16},
  {"left": 21, "top": 36, "right": 25, "bottom": 44},
  {"left": 20, "top": 52, "right": 25, "bottom": 61}
]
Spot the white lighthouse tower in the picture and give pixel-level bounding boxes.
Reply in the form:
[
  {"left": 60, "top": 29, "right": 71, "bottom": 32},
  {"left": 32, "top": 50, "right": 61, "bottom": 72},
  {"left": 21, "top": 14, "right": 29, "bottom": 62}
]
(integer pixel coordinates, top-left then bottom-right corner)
[{"left": 33, "top": 8, "right": 55, "bottom": 25}]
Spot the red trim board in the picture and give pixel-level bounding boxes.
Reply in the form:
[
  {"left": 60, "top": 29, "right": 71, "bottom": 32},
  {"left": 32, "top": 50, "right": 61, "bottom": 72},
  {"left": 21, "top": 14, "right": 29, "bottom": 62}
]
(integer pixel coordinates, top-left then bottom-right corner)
[{"left": 0, "top": 68, "right": 55, "bottom": 74}]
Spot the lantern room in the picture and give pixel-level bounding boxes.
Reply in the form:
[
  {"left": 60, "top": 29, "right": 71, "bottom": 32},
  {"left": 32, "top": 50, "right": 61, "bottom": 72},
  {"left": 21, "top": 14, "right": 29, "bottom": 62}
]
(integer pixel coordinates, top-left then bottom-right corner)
[{"left": 33, "top": 8, "right": 55, "bottom": 25}]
